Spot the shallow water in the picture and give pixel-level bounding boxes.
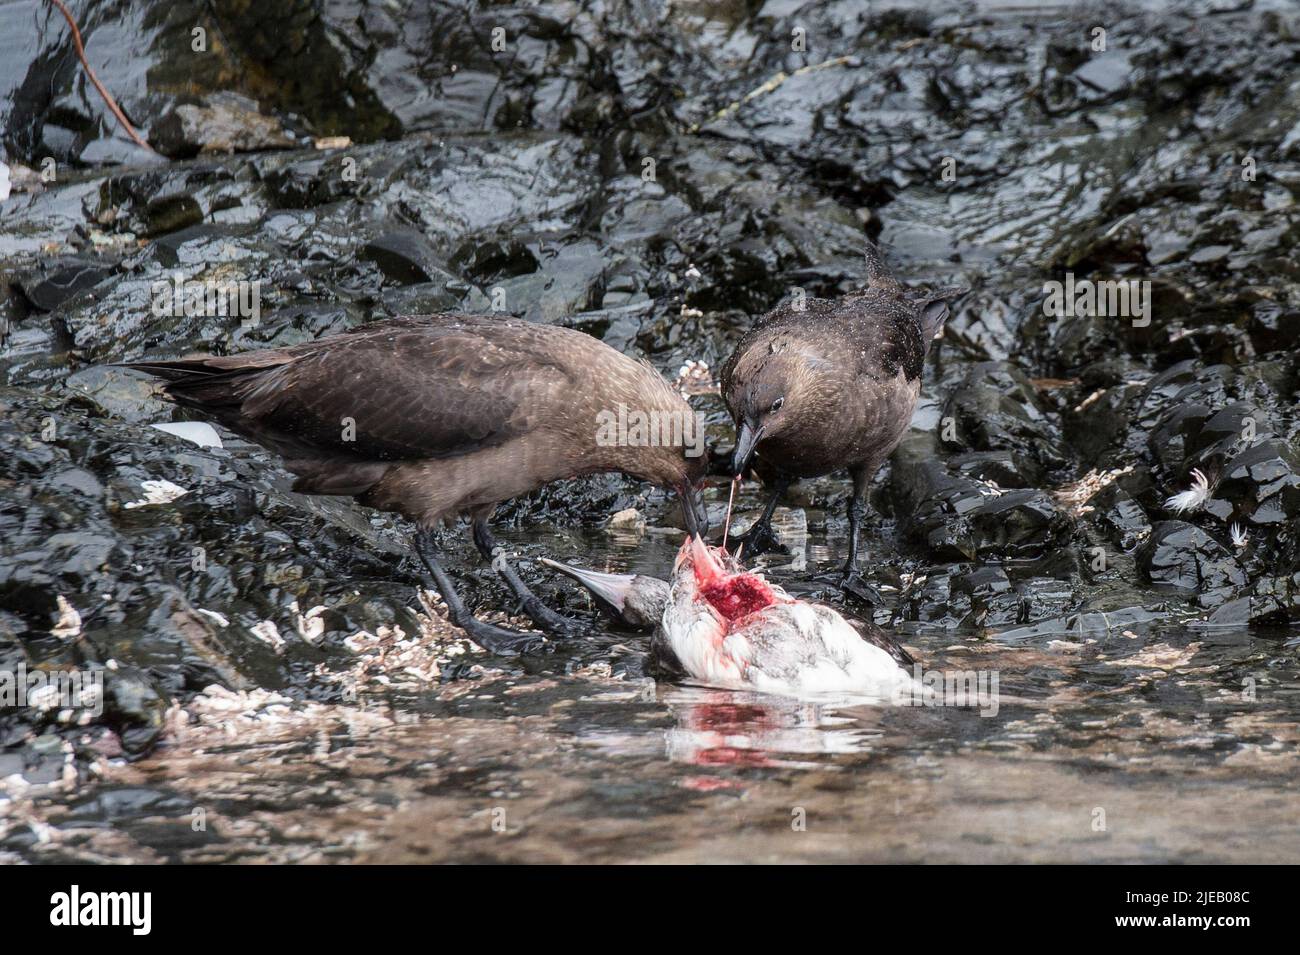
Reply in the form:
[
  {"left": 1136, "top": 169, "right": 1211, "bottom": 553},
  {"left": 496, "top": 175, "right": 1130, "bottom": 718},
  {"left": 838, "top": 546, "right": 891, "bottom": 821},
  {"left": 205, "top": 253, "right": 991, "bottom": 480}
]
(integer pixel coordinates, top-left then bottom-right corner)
[{"left": 10, "top": 524, "right": 1298, "bottom": 865}]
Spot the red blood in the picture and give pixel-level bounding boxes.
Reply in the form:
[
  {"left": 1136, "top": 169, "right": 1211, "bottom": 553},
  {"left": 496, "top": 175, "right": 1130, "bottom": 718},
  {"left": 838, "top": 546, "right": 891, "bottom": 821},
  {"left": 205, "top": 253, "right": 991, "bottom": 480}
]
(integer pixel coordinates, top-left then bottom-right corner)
[{"left": 699, "top": 573, "right": 776, "bottom": 622}]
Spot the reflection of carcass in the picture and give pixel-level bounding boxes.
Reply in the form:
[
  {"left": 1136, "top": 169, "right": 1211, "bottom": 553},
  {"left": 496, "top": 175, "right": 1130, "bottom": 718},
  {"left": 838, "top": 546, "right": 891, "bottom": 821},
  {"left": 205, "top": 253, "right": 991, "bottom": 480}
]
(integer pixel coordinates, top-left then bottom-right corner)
[{"left": 661, "top": 685, "right": 882, "bottom": 771}]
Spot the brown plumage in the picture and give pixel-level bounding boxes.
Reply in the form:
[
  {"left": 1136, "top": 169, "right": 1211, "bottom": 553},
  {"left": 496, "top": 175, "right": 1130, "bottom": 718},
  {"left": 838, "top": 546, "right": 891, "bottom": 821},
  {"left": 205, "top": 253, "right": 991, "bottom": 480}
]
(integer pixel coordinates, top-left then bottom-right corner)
[
  {"left": 126, "top": 313, "right": 709, "bottom": 653},
  {"left": 721, "top": 242, "right": 966, "bottom": 581}
]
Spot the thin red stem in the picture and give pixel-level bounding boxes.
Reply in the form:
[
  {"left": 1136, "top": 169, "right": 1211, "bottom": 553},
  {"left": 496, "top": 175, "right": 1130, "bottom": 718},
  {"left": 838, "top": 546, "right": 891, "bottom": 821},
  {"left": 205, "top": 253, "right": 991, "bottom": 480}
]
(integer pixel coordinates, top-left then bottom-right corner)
[{"left": 46, "top": 0, "right": 155, "bottom": 152}]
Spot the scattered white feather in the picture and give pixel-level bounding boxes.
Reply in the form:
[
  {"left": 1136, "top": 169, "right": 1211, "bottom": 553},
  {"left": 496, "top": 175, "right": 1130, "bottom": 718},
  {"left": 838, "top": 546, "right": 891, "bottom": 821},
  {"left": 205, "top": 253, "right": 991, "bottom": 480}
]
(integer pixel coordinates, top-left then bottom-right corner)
[
  {"left": 293, "top": 603, "right": 328, "bottom": 644},
  {"left": 1164, "top": 468, "right": 1210, "bottom": 513},
  {"left": 197, "top": 608, "right": 230, "bottom": 628},
  {"left": 123, "top": 479, "right": 189, "bottom": 508},
  {"left": 27, "top": 683, "right": 60, "bottom": 710},
  {"left": 152, "top": 421, "right": 223, "bottom": 449},
  {"left": 337, "top": 624, "right": 443, "bottom": 689},
  {"left": 1073, "top": 388, "right": 1105, "bottom": 413},
  {"left": 1229, "top": 522, "right": 1248, "bottom": 550},
  {"left": 1054, "top": 466, "right": 1134, "bottom": 517},
  {"left": 672, "top": 358, "right": 718, "bottom": 396},
  {"left": 51, "top": 596, "right": 82, "bottom": 639},
  {"left": 249, "top": 620, "right": 286, "bottom": 653}
]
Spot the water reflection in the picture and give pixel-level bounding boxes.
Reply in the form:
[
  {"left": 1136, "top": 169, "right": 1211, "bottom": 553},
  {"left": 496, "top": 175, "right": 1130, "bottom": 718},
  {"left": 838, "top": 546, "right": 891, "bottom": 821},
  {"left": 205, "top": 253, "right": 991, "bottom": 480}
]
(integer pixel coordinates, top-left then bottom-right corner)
[
  {"left": 5, "top": 621, "right": 1299, "bottom": 864},
  {"left": 661, "top": 685, "right": 877, "bottom": 770}
]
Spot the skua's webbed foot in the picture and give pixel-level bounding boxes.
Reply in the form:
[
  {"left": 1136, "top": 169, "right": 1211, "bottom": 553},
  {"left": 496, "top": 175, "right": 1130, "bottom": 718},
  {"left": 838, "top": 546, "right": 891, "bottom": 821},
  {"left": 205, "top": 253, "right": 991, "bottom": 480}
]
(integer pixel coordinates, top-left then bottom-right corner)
[
  {"left": 472, "top": 521, "right": 591, "bottom": 639},
  {"left": 415, "top": 530, "right": 547, "bottom": 655}
]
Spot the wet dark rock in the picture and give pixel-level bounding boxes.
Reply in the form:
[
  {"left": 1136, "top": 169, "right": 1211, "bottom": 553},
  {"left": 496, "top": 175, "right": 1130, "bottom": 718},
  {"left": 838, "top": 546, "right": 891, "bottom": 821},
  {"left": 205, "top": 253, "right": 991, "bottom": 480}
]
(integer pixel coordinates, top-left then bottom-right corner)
[
  {"left": 891, "top": 427, "right": 1067, "bottom": 562},
  {"left": 1015, "top": 576, "right": 1078, "bottom": 625},
  {"left": 892, "top": 460, "right": 983, "bottom": 560},
  {"left": 1138, "top": 521, "right": 1247, "bottom": 598},
  {"left": 1246, "top": 300, "right": 1300, "bottom": 353},
  {"left": 16, "top": 257, "right": 117, "bottom": 311},
  {"left": 1061, "top": 380, "right": 1150, "bottom": 468},
  {"left": 259, "top": 149, "right": 392, "bottom": 209},
  {"left": 145, "top": 223, "right": 252, "bottom": 269},
  {"left": 1205, "top": 596, "right": 1252, "bottom": 628},
  {"left": 1215, "top": 440, "right": 1300, "bottom": 525},
  {"left": 1087, "top": 483, "right": 1154, "bottom": 552},
  {"left": 1248, "top": 572, "right": 1300, "bottom": 625},
  {"left": 376, "top": 283, "right": 466, "bottom": 317},
  {"left": 1182, "top": 404, "right": 1266, "bottom": 471},
  {"left": 61, "top": 786, "right": 194, "bottom": 823},
  {"left": 1070, "top": 606, "right": 1165, "bottom": 637},
  {"left": 100, "top": 665, "right": 169, "bottom": 756},
  {"left": 969, "top": 491, "right": 1066, "bottom": 558},
  {"left": 949, "top": 450, "right": 1034, "bottom": 489},
  {"left": 950, "top": 565, "right": 1020, "bottom": 629},
  {"left": 1148, "top": 399, "right": 1218, "bottom": 471},
  {"left": 895, "top": 477, "right": 1064, "bottom": 562},
  {"left": 1074, "top": 49, "right": 1136, "bottom": 97},
  {"left": 449, "top": 238, "right": 539, "bottom": 284},
  {"left": 361, "top": 228, "right": 454, "bottom": 286},
  {"left": 900, "top": 568, "right": 968, "bottom": 630},
  {"left": 1041, "top": 284, "right": 1189, "bottom": 370},
  {"left": 227, "top": 304, "right": 357, "bottom": 350},
  {"left": 940, "top": 363, "right": 1071, "bottom": 484},
  {"left": 1138, "top": 363, "right": 1288, "bottom": 470},
  {"left": 142, "top": 194, "right": 205, "bottom": 237},
  {"left": 95, "top": 160, "right": 269, "bottom": 238}
]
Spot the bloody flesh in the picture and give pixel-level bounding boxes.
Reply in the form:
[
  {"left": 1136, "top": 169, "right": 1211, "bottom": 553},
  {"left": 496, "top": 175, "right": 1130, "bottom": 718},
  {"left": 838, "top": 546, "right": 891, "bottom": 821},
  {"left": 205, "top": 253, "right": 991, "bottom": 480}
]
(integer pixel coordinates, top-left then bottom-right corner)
[{"left": 699, "top": 573, "right": 776, "bottom": 622}]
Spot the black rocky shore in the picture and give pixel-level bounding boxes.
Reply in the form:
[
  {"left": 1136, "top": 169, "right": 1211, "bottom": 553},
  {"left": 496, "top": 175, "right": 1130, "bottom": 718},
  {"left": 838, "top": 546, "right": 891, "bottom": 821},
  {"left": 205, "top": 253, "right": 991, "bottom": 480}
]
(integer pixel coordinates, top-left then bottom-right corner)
[{"left": 2, "top": 0, "right": 1299, "bottom": 797}]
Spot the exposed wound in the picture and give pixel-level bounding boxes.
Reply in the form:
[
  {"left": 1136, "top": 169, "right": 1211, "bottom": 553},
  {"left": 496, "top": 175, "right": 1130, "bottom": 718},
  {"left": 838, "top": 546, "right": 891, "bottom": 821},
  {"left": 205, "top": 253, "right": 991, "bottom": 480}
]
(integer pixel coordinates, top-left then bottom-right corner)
[{"left": 700, "top": 574, "right": 776, "bottom": 622}]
